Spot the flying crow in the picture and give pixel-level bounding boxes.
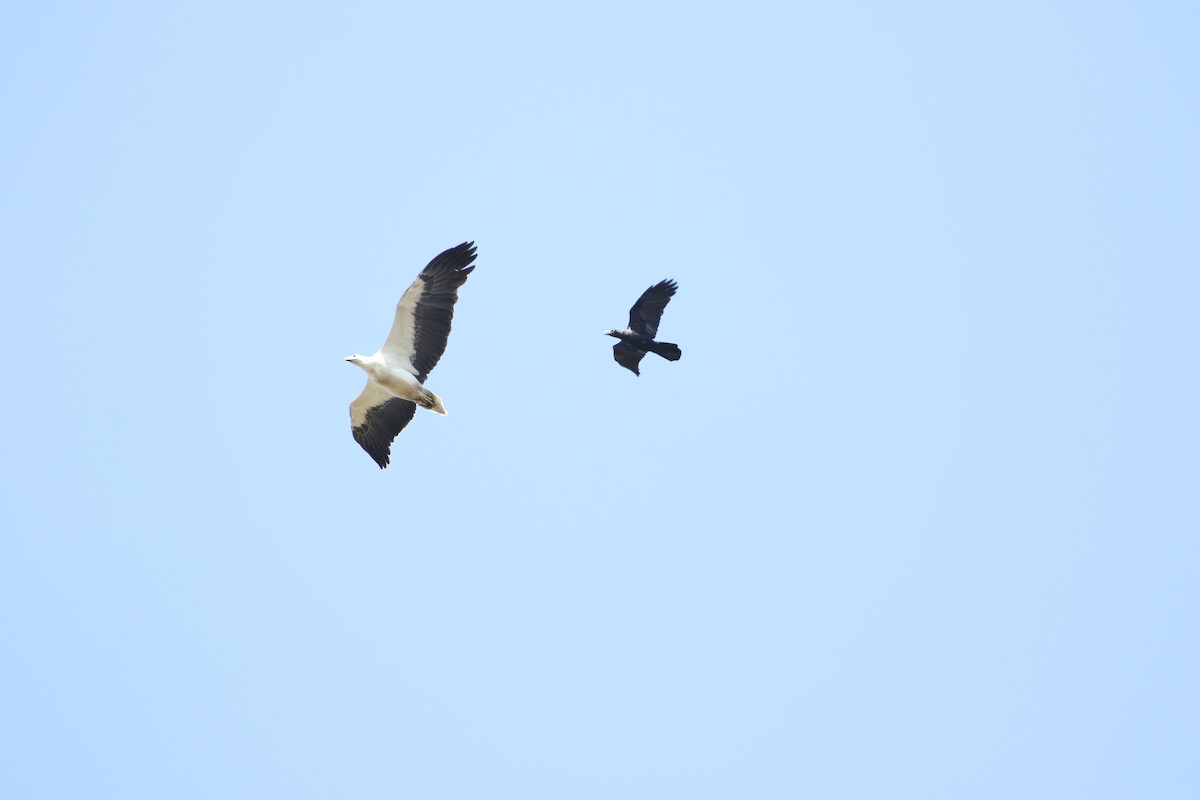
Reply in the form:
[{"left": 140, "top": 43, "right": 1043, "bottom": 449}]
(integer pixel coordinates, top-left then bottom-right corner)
[
  {"left": 346, "top": 242, "right": 476, "bottom": 468},
  {"left": 605, "top": 279, "right": 682, "bottom": 376}
]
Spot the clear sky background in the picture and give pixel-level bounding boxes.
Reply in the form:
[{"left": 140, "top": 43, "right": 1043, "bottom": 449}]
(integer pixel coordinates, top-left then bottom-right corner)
[{"left": 2, "top": 1, "right": 1197, "bottom": 797}]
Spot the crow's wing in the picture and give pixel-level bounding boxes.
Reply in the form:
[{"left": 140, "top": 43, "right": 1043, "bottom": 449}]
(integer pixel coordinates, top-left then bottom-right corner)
[
  {"left": 627, "top": 279, "right": 677, "bottom": 338},
  {"left": 612, "top": 342, "right": 646, "bottom": 376}
]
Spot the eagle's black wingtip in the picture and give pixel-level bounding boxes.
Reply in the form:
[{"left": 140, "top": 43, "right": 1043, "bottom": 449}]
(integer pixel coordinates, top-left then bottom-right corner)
[{"left": 425, "top": 241, "right": 478, "bottom": 274}]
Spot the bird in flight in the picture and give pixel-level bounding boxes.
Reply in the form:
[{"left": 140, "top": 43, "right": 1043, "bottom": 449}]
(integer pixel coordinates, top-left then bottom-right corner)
[
  {"left": 346, "top": 242, "right": 477, "bottom": 468},
  {"left": 605, "top": 279, "right": 682, "bottom": 376}
]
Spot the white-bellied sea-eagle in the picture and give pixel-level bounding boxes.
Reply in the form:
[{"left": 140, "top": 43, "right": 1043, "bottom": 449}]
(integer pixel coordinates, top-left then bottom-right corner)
[{"left": 346, "top": 242, "right": 477, "bottom": 468}]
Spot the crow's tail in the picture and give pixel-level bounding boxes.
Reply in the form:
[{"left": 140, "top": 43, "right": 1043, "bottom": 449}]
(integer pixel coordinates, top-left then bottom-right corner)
[{"left": 650, "top": 341, "right": 682, "bottom": 361}]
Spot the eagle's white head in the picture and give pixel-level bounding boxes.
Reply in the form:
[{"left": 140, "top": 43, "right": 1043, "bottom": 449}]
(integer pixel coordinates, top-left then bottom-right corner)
[{"left": 346, "top": 353, "right": 385, "bottom": 377}]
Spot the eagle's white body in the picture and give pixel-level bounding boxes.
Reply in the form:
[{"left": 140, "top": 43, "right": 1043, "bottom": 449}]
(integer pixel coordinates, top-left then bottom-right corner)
[{"left": 348, "top": 353, "right": 445, "bottom": 420}]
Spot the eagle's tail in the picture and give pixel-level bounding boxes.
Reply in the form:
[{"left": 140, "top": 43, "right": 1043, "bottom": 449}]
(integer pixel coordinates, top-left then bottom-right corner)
[
  {"left": 650, "top": 341, "right": 682, "bottom": 361},
  {"left": 417, "top": 388, "right": 447, "bottom": 415}
]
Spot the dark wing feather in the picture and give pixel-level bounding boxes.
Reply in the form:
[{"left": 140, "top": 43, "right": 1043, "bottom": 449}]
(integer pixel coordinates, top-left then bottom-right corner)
[
  {"left": 350, "top": 384, "right": 418, "bottom": 469},
  {"left": 382, "top": 241, "right": 477, "bottom": 382},
  {"left": 612, "top": 342, "right": 646, "bottom": 376},
  {"left": 628, "top": 279, "right": 677, "bottom": 338}
]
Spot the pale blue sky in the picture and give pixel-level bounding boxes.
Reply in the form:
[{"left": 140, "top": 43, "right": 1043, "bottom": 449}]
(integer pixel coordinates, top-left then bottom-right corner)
[{"left": 2, "top": 1, "right": 1198, "bottom": 798}]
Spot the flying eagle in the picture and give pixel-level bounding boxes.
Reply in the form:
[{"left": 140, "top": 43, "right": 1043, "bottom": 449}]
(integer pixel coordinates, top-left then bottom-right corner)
[
  {"left": 605, "top": 279, "right": 682, "bottom": 376},
  {"left": 346, "top": 242, "right": 477, "bottom": 468}
]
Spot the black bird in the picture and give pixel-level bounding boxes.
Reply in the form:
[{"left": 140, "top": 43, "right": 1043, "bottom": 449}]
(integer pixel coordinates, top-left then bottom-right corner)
[{"left": 605, "top": 279, "right": 682, "bottom": 376}]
